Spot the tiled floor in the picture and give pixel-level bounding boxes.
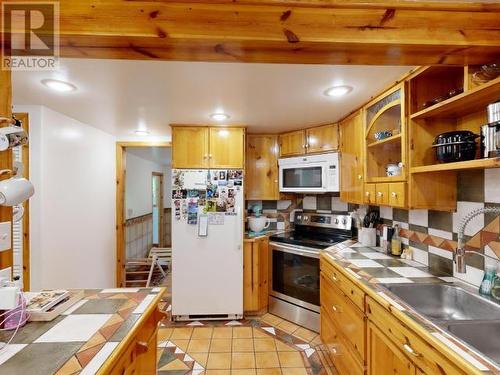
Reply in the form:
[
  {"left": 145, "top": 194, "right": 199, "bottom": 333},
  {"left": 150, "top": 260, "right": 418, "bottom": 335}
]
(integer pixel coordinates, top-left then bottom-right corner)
[{"left": 157, "top": 275, "right": 330, "bottom": 375}]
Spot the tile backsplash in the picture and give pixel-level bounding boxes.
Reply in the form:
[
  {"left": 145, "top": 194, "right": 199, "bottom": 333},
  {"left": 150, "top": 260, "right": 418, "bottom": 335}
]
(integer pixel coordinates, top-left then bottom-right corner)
[
  {"left": 246, "top": 193, "right": 353, "bottom": 231},
  {"left": 245, "top": 168, "right": 500, "bottom": 287}
]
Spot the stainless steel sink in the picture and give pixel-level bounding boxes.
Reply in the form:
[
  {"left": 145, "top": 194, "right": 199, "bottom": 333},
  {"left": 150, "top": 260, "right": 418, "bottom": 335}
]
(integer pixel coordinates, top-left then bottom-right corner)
[
  {"left": 382, "top": 283, "right": 500, "bottom": 321},
  {"left": 443, "top": 321, "right": 500, "bottom": 364}
]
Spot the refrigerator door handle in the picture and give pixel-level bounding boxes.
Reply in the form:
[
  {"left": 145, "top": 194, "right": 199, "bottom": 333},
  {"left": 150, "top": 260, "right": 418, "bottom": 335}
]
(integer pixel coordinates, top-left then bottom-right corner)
[{"left": 237, "top": 205, "right": 242, "bottom": 250}]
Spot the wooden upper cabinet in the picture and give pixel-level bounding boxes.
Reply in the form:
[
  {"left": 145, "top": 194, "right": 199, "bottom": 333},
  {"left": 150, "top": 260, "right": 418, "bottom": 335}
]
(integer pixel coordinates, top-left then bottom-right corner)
[
  {"left": 172, "top": 126, "right": 245, "bottom": 169},
  {"left": 306, "top": 124, "right": 339, "bottom": 153},
  {"left": 279, "top": 130, "right": 306, "bottom": 157},
  {"left": 246, "top": 135, "right": 279, "bottom": 200},
  {"left": 172, "top": 126, "right": 209, "bottom": 169},
  {"left": 339, "top": 111, "right": 364, "bottom": 204},
  {"left": 209, "top": 127, "right": 245, "bottom": 168}
]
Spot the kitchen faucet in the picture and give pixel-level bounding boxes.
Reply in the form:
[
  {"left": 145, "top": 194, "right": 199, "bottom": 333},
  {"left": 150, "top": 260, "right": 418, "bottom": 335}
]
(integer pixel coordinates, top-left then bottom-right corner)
[{"left": 455, "top": 206, "right": 500, "bottom": 273}]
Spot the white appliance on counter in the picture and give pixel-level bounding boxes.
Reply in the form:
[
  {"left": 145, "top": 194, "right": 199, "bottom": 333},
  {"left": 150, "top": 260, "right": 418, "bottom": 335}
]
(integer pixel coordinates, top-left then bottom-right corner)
[
  {"left": 171, "top": 169, "right": 244, "bottom": 321},
  {"left": 278, "top": 152, "right": 339, "bottom": 193}
]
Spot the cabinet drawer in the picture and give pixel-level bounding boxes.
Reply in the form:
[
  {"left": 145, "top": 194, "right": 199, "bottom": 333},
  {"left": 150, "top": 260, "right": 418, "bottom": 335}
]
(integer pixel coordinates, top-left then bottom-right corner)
[
  {"left": 366, "top": 297, "right": 467, "bottom": 375},
  {"left": 321, "top": 273, "right": 366, "bottom": 364},
  {"left": 320, "top": 256, "right": 365, "bottom": 311},
  {"left": 375, "top": 183, "right": 389, "bottom": 205},
  {"left": 389, "top": 182, "right": 406, "bottom": 207},
  {"left": 364, "top": 183, "right": 376, "bottom": 205},
  {"left": 321, "top": 307, "right": 365, "bottom": 375}
]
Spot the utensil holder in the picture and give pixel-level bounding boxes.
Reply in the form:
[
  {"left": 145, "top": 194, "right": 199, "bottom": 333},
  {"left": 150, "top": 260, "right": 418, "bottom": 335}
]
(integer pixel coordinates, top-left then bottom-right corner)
[{"left": 359, "top": 228, "right": 377, "bottom": 247}]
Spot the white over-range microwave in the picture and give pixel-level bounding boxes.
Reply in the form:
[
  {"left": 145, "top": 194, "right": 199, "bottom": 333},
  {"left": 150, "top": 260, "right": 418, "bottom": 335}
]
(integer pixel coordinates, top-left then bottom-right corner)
[{"left": 278, "top": 152, "right": 339, "bottom": 193}]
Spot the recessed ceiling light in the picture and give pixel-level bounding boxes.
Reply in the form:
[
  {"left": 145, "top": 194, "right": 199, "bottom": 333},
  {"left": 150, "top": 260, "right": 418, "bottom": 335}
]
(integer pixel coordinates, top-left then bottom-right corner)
[
  {"left": 210, "top": 112, "right": 230, "bottom": 121},
  {"left": 134, "top": 130, "right": 150, "bottom": 136},
  {"left": 324, "top": 85, "right": 353, "bottom": 97},
  {"left": 41, "top": 79, "right": 77, "bottom": 92}
]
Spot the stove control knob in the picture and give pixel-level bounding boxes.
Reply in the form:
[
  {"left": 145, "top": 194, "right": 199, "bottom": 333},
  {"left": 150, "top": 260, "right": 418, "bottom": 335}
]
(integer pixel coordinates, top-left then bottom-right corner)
[
  {"left": 335, "top": 219, "right": 339, "bottom": 224},
  {"left": 342, "top": 219, "right": 347, "bottom": 225}
]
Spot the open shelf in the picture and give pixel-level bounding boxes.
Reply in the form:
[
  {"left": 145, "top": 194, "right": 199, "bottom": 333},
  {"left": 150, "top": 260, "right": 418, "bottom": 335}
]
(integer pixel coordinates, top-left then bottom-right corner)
[
  {"left": 367, "top": 133, "right": 401, "bottom": 148},
  {"left": 411, "top": 76, "right": 500, "bottom": 120},
  {"left": 410, "top": 158, "right": 500, "bottom": 174}
]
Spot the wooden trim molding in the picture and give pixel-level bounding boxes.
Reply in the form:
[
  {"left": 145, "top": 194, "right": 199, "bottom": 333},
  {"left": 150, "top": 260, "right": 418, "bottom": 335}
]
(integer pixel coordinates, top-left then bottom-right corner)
[
  {"left": 23, "top": 1, "right": 500, "bottom": 66},
  {"left": 0, "top": 70, "right": 13, "bottom": 271}
]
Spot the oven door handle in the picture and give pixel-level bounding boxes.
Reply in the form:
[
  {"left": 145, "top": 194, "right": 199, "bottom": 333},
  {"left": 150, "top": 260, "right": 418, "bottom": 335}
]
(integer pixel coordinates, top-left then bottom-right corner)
[{"left": 270, "top": 242, "right": 320, "bottom": 258}]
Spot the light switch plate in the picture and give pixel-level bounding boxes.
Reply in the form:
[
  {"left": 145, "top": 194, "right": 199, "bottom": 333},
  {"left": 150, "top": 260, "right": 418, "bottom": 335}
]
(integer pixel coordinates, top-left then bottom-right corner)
[{"left": 0, "top": 221, "right": 11, "bottom": 252}]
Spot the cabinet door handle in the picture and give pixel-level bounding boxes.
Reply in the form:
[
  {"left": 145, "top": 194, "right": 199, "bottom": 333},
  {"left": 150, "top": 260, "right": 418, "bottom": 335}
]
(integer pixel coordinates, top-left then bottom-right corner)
[
  {"left": 331, "top": 274, "right": 338, "bottom": 281},
  {"left": 391, "top": 192, "right": 397, "bottom": 197},
  {"left": 203, "top": 154, "right": 208, "bottom": 159},
  {"left": 209, "top": 154, "right": 213, "bottom": 159},
  {"left": 332, "top": 305, "right": 342, "bottom": 313},
  {"left": 358, "top": 175, "right": 362, "bottom": 180},
  {"left": 377, "top": 192, "right": 383, "bottom": 197},
  {"left": 365, "top": 191, "right": 370, "bottom": 197},
  {"left": 403, "top": 343, "right": 421, "bottom": 357}
]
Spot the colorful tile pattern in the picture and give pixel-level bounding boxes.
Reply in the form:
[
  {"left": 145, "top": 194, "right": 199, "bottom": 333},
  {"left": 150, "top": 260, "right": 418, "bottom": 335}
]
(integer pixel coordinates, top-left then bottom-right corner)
[{"left": 0, "top": 289, "right": 162, "bottom": 375}]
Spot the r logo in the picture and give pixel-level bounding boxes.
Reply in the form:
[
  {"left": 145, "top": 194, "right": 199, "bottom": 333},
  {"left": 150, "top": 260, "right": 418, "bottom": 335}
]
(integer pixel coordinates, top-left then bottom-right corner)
[{"left": 2, "top": 2, "right": 59, "bottom": 70}]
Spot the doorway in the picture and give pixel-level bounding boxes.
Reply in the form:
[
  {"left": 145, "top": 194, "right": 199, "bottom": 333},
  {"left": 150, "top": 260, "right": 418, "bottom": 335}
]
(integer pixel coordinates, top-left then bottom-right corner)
[{"left": 116, "top": 142, "right": 171, "bottom": 287}]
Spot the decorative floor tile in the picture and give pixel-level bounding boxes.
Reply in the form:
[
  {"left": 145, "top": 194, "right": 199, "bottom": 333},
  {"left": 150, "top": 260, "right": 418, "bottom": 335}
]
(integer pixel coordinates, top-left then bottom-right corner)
[{"left": 35, "top": 315, "right": 113, "bottom": 343}]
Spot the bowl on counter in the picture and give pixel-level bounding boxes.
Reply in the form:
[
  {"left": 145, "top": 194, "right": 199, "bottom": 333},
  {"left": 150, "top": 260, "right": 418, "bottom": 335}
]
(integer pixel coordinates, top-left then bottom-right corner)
[{"left": 248, "top": 215, "right": 270, "bottom": 233}]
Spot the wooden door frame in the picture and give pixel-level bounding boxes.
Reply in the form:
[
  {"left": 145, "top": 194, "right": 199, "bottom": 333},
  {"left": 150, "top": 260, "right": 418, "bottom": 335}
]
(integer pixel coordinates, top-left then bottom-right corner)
[
  {"left": 13, "top": 112, "right": 30, "bottom": 290},
  {"left": 116, "top": 141, "right": 171, "bottom": 287},
  {"left": 151, "top": 171, "right": 165, "bottom": 248}
]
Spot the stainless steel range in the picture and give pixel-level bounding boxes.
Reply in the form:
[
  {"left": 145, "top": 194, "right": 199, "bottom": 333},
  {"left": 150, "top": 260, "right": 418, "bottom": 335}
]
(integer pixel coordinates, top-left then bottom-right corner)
[{"left": 269, "top": 212, "right": 353, "bottom": 332}]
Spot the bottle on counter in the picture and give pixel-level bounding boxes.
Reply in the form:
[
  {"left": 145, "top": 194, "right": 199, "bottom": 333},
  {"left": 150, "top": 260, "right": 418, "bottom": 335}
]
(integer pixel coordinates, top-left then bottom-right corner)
[
  {"left": 480, "top": 264, "right": 497, "bottom": 296},
  {"left": 491, "top": 266, "right": 500, "bottom": 301},
  {"left": 391, "top": 224, "right": 402, "bottom": 256}
]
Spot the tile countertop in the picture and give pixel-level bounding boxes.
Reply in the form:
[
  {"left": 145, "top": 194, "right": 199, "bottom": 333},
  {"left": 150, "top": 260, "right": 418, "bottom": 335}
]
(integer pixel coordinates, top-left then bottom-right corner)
[
  {"left": 0, "top": 287, "right": 165, "bottom": 375},
  {"left": 322, "top": 240, "right": 500, "bottom": 375},
  {"left": 244, "top": 230, "right": 285, "bottom": 242}
]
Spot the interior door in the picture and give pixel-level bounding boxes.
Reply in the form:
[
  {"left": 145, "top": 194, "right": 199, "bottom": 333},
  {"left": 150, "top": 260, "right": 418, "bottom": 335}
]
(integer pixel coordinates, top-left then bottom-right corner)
[{"left": 152, "top": 172, "right": 164, "bottom": 246}]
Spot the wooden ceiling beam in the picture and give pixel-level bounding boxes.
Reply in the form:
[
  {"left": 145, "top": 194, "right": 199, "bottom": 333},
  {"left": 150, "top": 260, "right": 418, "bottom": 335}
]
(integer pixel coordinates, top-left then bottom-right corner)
[{"left": 6, "top": 0, "right": 500, "bottom": 65}]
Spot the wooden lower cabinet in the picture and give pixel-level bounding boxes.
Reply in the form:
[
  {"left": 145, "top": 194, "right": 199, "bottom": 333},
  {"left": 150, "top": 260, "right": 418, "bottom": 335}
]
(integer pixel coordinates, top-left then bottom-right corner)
[
  {"left": 243, "top": 237, "right": 269, "bottom": 314},
  {"left": 321, "top": 307, "right": 365, "bottom": 375},
  {"left": 321, "top": 255, "right": 474, "bottom": 375},
  {"left": 368, "top": 321, "right": 416, "bottom": 375},
  {"left": 107, "top": 307, "right": 163, "bottom": 375}
]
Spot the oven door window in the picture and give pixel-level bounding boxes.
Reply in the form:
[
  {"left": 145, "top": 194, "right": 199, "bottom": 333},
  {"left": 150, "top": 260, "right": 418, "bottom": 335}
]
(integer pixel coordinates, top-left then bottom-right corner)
[
  {"left": 282, "top": 167, "right": 322, "bottom": 188},
  {"left": 272, "top": 251, "right": 319, "bottom": 306}
]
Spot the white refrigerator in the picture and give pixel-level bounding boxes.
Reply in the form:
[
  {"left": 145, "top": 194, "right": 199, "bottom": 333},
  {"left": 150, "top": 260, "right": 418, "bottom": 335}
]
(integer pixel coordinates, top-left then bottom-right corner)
[{"left": 171, "top": 169, "right": 244, "bottom": 320}]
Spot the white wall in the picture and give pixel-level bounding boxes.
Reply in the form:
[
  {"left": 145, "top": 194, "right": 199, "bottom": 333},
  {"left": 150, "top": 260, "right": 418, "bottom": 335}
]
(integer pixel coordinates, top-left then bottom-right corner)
[
  {"left": 125, "top": 153, "right": 170, "bottom": 219},
  {"left": 15, "top": 105, "right": 116, "bottom": 290}
]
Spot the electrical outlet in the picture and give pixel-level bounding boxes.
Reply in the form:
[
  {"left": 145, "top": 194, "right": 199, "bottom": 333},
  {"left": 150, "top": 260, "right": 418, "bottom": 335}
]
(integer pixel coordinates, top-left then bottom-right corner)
[{"left": 0, "top": 266, "right": 11, "bottom": 282}]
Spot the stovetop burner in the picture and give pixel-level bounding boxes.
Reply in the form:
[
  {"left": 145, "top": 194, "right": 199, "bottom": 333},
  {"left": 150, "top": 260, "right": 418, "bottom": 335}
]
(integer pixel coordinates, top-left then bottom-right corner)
[{"left": 269, "top": 212, "right": 354, "bottom": 250}]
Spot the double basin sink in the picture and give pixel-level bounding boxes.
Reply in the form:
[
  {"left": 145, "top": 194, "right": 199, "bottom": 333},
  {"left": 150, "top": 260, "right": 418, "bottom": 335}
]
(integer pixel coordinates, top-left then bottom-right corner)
[{"left": 382, "top": 283, "right": 500, "bottom": 364}]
